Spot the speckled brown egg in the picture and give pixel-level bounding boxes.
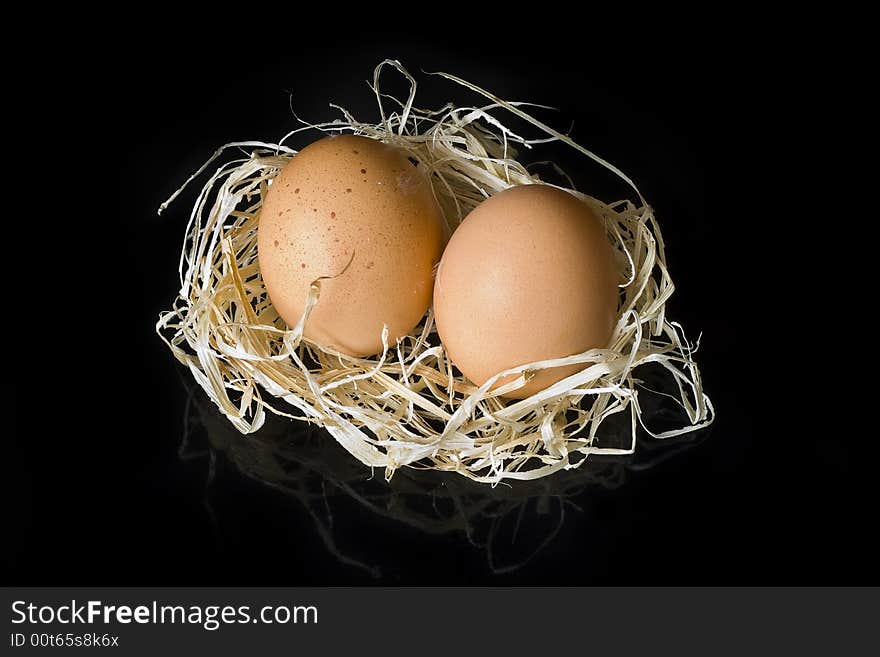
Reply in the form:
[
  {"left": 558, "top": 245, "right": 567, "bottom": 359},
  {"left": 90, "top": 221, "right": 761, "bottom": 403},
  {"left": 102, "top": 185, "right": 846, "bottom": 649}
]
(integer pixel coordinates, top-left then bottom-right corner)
[
  {"left": 258, "top": 135, "right": 447, "bottom": 357},
  {"left": 433, "top": 184, "right": 619, "bottom": 399}
]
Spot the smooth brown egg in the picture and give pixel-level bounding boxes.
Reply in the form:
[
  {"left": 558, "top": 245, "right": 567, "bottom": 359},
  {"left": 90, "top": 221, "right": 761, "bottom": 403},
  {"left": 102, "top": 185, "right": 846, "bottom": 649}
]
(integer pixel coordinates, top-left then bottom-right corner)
[
  {"left": 433, "top": 184, "right": 619, "bottom": 398},
  {"left": 258, "top": 135, "right": 447, "bottom": 357}
]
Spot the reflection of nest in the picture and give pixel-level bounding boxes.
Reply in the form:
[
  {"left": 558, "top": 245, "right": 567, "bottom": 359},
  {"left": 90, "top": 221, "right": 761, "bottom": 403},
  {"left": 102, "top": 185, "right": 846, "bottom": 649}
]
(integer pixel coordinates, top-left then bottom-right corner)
[{"left": 179, "top": 364, "right": 707, "bottom": 576}]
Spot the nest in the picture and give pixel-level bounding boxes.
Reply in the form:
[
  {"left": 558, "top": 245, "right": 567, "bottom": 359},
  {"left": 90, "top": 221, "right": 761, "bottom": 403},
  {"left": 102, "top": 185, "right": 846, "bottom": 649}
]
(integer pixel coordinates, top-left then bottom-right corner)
[{"left": 156, "top": 60, "right": 714, "bottom": 484}]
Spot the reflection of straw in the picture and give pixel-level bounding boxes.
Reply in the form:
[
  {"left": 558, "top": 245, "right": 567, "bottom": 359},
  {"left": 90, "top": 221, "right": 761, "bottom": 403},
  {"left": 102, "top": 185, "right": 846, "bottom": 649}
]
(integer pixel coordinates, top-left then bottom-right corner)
[
  {"left": 487, "top": 498, "right": 566, "bottom": 575},
  {"left": 177, "top": 370, "right": 708, "bottom": 577}
]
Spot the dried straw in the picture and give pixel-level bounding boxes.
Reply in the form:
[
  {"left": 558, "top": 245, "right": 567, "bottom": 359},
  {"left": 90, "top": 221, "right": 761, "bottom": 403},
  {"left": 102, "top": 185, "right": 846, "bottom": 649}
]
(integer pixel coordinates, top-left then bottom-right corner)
[{"left": 156, "top": 60, "right": 714, "bottom": 484}]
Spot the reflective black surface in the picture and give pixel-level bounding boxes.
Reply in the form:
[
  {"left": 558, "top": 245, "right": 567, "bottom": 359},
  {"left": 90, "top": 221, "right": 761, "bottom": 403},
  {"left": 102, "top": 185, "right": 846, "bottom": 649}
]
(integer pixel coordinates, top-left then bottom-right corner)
[
  {"left": 7, "top": 27, "right": 867, "bottom": 584},
  {"left": 175, "top": 372, "right": 709, "bottom": 582}
]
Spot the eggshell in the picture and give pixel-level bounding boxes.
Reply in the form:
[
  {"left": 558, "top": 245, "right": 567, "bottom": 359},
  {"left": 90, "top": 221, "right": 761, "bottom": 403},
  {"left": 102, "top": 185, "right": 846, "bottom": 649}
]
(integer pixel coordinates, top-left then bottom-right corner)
[
  {"left": 433, "top": 184, "right": 619, "bottom": 398},
  {"left": 258, "top": 135, "right": 447, "bottom": 357}
]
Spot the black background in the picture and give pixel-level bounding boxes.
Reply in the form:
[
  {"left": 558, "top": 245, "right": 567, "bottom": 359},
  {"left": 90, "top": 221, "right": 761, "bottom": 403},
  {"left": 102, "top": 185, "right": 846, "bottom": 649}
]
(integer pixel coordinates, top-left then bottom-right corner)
[{"left": 5, "top": 25, "right": 867, "bottom": 585}]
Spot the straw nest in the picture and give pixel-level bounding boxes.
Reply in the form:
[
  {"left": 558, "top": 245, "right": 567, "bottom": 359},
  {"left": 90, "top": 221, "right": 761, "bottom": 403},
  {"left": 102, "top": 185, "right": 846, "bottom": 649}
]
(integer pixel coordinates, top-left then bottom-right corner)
[{"left": 156, "top": 60, "right": 714, "bottom": 484}]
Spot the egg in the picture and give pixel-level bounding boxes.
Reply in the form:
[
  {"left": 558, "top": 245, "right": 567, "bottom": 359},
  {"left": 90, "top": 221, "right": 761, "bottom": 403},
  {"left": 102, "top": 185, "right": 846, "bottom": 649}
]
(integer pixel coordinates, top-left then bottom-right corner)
[
  {"left": 433, "top": 184, "right": 619, "bottom": 398},
  {"left": 258, "top": 135, "right": 447, "bottom": 357}
]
